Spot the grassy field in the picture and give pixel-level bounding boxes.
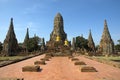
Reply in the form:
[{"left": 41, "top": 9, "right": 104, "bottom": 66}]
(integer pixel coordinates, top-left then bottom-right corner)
[
  {"left": 0, "top": 56, "right": 24, "bottom": 61},
  {"left": 0, "top": 54, "right": 41, "bottom": 67},
  {"left": 93, "top": 56, "right": 120, "bottom": 62},
  {"left": 87, "top": 56, "right": 120, "bottom": 68}
]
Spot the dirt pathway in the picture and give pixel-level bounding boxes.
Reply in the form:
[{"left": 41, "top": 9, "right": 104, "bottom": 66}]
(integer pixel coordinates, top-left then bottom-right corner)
[{"left": 0, "top": 55, "right": 120, "bottom": 80}]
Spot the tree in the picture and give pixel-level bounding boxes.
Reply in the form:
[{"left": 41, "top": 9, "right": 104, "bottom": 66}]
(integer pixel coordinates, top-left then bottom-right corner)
[
  {"left": 27, "top": 36, "right": 41, "bottom": 52},
  {"left": 0, "top": 42, "right": 3, "bottom": 52},
  {"left": 75, "top": 36, "right": 89, "bottom": 50},
  {"left": 115, "top": 44, "right": 120, "bottom": 52},
  {"left": 115, "top": 40, "right": 120, "bottom": 52}
]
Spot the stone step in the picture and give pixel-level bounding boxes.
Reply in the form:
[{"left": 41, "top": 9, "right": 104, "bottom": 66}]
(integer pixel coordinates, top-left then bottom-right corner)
[
  {"left": 22, "top": 66, "right": 40, "bottom": 72},
  {"left": 34, "top": 60, "right": 46, "bottom": 65},
  {"left": 71, "top": 58, "right": 79, "bottom": 61},
  {"left": 74, "top": 61, "right": 86, "bottom": 65},
  {"left": 80, "top": 65, "right": 97, "bottom": 72}
]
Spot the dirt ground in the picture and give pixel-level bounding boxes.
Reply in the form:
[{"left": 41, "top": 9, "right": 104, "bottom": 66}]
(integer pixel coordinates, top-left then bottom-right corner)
[{"left": 0, "top": 54, "right": 120, "bottom": 80}]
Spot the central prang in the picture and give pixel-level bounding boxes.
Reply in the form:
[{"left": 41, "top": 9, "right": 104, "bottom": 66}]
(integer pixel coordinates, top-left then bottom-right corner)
[
  {"left": 50, "top": 13, "right": 67, "bottom": 42},
  {"left": 46, "top": 13, "right": 71, "bottom": 55}
]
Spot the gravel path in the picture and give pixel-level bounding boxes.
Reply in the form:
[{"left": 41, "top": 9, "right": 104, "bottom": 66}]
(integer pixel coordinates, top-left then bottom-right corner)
[{"left": 0, "top": 54, "right": 120, "bottom": 80}]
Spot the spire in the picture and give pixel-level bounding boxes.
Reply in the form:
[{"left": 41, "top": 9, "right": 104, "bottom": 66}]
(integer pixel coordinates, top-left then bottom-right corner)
[
  {"left": 102, "top": 19, "right": 111, "bottom": 41},
  {"left": 71, "top": 37, "right": 76, "bottom": 51},
  {"left": 88, "top": 29, "right": 93, "bottom": 42},
  {"left": 88, "top": 29, "right": 95, "bottom": 51},
  {"left": 41, "top": 38, "right": 45, "bottom": 46},
  {"left": 2, "top": 18, "right": 18, "bottom": 56},
  {"left": 104, "top": 19, "right": 107, "bottom": 26},
  {"left": 24, "top": 28, "right": 29, "bottom": 44},
  {"left": 54, "top": 12, "right": 63, "bottom": 23},
  {"left": 41, "top": 38, "right": 46, "bottom": 51},
  {"left": 6, "top": 18, "right": 15, "bottom": 38},
  {"left": 56, "top": 12, "right": 62, "bottom": 16},
  {"left": 50, "top": 12, "right": 67, "bottom": 42},
  {"left": 100, "top": 19, "right": 114, "bottom": 55},
  {"left": 55, "top": 13, "right": 63, "bottom": 19},
  {"left": 5, "top": 18, "right": 17, "bottom": 41},
  {"left": 23, "top": 28, "right": 29, "bottom": 51}
]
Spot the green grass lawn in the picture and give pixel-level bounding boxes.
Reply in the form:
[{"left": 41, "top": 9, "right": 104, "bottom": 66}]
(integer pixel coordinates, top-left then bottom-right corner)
[
  {"left": 93, "top": 56, "right": 120, "bottom": 62},
  {"left": 0, "top": 56, "right": 24, "bottom": 61},
  {"left": 90, "top": 56, "right": 120, "bottom": 68}
]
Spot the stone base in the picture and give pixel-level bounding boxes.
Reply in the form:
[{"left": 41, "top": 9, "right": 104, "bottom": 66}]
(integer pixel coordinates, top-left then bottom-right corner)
[
  {"left": 53, "top": 51, "right": 72, "bottom": 56},
  {"left": 80, "top": 66, "right": 97, "bottom": 72},
  {"left": 68, "top": 56, "right": 73, "bottom": 59},
  {"left": 22, "top": 66, "right": 40, "bottom": 72},
  {"left": 74, "top": 61, "right": 86, "bottom": 65},
  {"left": 34, "top": 60, "right": 46, "bottom": 65},
  {"left": 71, "top": 58, "right": 79, "bottom": 61},
  {"left": 40, "top": 58, "right": 49, "bottom": 61},
  {"left": 45, "top": 53, "right": 54, "bottom": 57},
  {"left": 45, "top": 55, "right": 52, "bottom": 59},
  {"left": 46, "top": 41, "right": 72, "bottom": 56}
]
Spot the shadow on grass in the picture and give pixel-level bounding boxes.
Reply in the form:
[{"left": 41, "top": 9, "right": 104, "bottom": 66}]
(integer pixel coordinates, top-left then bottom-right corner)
[{"left": 111, "top": 60, "right": 120, "bottom": 62}]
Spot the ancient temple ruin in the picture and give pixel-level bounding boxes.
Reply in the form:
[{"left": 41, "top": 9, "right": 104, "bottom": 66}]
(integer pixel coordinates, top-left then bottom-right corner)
[
  {"left": 41, "top": 38, "right": 46, "bottom": 51},
  {"left": 99, "top": 20, "right": 114, "bottom": 55},
  {"left": 23, "top": 28, "right": 29, "bottom": 50},
  {"left": 2, "top": 18, "right": 19, "bottom": 56},
  {"left": 88, "top": 30, "right": 95, "bottom": 51},
  {"left": 71, "top": 37, "right": 76, "bottom": 51},
  {"left": 46, "top": 13, "right": 67, "bottom": 47},
  {"left": 46, "top": 13, "right": 71, "bottom": 55},
  {"left": 50, "top": 13, "right": 67, "bottom": 42}
]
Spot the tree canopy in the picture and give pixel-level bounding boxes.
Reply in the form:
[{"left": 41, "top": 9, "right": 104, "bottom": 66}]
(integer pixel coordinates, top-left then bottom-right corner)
[
  {"left": 0, "top": 42, "right": 2, "bottom": 52},
  {"left": 27, "top": 36, "right": 41, "bottom": 52},
  {"left": 75, "top": 36, "right": 89, "bottom": 50}
]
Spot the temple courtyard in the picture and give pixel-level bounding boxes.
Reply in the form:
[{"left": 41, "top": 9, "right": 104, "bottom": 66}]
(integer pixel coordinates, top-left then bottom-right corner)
[{"left": 0, "top": 54, "right": 120, "bottom": 80}]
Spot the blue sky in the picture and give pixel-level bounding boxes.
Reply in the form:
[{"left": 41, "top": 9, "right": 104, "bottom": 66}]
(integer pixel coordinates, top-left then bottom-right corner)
[{"left": 0, "top": 0, "right": 120, "bottom": 45}]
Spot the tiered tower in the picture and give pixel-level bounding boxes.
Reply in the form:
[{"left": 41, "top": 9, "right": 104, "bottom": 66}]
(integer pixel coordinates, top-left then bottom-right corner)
[
  {"left": 50, "top": 13, "right": 67, "bottom": 42},
  {"left": 71, "top": 37, "right": 76, "bottom": 51},
  {"left": 46, "top": 13, "right": 71, "bottom": 56},
  {"left": 46, "top": 13, "right": 67, "bottom": 47},
  {"left": 23, "top": 28, "right": 29, "bottom": 51},
  {"left": 2, "top": 18, "right": 19, "bottom": 56},
  {"left": 99, "top": 20, "right": 114, "bottom": 55},
  {"left": 88, "top": 30, "right": 95, "bottom": 51}
]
